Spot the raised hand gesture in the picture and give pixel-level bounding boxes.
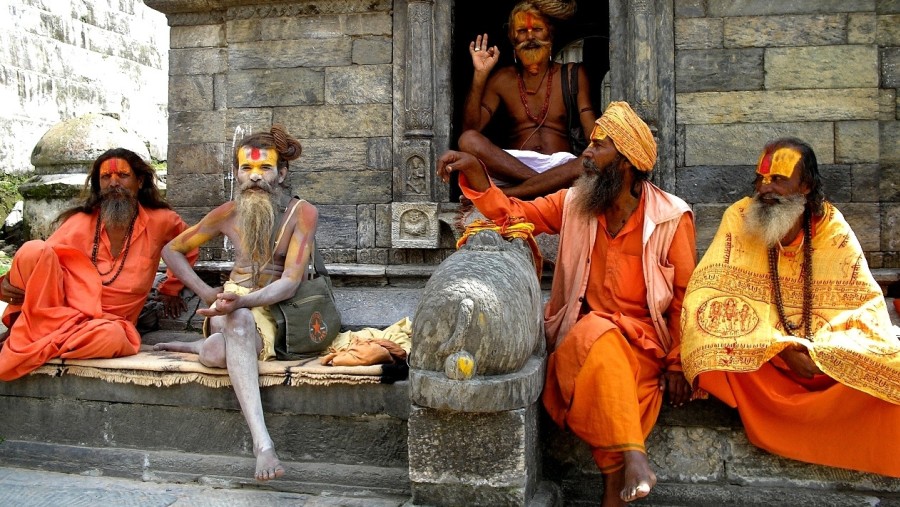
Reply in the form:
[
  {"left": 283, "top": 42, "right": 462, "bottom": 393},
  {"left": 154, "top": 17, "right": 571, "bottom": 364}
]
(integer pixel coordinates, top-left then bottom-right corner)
[{"left": 469, "top": 33, "right": 499, "bottom": 74}]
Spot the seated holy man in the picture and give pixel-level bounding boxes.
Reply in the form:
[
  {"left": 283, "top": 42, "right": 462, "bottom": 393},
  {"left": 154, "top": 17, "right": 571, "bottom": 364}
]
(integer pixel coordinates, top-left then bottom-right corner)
[{"left": 681, "top": 137, "right": 900, "bottom": 478}]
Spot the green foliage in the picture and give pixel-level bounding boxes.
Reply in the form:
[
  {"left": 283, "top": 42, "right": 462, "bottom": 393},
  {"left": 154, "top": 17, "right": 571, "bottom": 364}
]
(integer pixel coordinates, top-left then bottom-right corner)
[{"left": 0, "top": 172, "right": 32, "bottom": 220}]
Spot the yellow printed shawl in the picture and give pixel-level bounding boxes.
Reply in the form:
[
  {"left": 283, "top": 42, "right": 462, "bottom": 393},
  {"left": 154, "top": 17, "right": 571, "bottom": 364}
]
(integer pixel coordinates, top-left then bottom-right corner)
[{"left": 681, "top": 198, "right": 900, "bottom": 405}]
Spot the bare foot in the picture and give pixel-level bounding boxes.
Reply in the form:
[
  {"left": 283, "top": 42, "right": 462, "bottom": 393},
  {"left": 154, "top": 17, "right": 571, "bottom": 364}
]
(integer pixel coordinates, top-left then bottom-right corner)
[
  {"left": 620, "top": 450, "right": 656, "bottom": 503},
  {"left": 602, "top": 469, "right": 626, "bottom": 507},
  {"left": 255, "top": 447, "right": 285, "bottom": 481},
  {"left": 153, "top": 340, "right": 203, "bottom": 354}
]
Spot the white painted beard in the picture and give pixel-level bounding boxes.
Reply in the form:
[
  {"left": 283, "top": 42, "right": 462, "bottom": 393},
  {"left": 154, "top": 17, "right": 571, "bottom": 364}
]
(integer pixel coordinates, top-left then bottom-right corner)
[{"left": 745, "top": 193, "right": 807, "bottom": 248}]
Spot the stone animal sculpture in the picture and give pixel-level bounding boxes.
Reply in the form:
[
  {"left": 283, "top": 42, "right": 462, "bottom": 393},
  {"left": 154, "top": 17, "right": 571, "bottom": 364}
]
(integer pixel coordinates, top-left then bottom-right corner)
[{"left": 411, "top": 229, "right": 544, "bottom": 379}]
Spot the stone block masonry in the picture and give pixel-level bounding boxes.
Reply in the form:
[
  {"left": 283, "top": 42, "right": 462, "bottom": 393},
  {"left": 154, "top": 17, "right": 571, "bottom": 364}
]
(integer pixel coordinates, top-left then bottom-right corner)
[{"left": 0, "top": 1, "right": 169, "bottom": 173}]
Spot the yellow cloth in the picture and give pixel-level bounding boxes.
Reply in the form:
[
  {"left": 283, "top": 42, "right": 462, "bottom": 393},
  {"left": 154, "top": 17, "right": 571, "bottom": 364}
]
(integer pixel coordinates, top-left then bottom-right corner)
[
  {"left": 595, "top": 101, "right": 657, "bottom": 172},
  {"left": 329, "top": 317, "right": 412, "bottom": 354},
  {"left": 203, "top": 281, "right": 277, "bottom": 361},
  {"left": 682, "top": 198, "right": 900, "bottom": 404},
  {"left": 456, "top": 218, "right": 543, "bottom": 278}
]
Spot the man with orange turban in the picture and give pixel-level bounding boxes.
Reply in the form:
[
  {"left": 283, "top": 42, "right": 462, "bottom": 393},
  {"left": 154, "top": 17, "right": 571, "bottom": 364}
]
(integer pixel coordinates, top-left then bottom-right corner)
[
  {"left": 439, "top": 101, "right": 697, "bottom": 506},
  {"left": 682, "top": 137, "right": 900, "bottom": 478},
  {"left": 0, "top": 148, "right": 196, "bottom": 381}
]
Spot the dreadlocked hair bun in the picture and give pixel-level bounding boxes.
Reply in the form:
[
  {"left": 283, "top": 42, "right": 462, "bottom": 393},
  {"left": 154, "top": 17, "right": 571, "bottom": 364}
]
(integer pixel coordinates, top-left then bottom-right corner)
[
  {"left": 270, "top": 124, "right": 302, "bottom": 161},
  {"left": 524, "top": 0, "right": 577, "bottom": 21}
]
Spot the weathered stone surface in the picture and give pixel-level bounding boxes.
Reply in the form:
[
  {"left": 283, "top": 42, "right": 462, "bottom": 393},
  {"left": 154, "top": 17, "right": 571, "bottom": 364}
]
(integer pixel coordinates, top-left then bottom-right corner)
[
  {"left": 166, "top": 143, "right": 226, "bottom": 175},
  {"left": 226, "top": 15, "right": 344, "bottom": 43},
  {"left": 29, "top": 113, "right": 150, "bottom": 173},
  {"left": 213, "top": 74, "right": 226, "bottom": 110},
  {"left": 877, "top": 14, "right": 900, "bottom": 45},
  {"left": 880, "top": 0, "right": 900, "bottom": 14},
  {"left": 227, "top": 39, "right": 352, "bottom": 70},
  {"left": 357, "top": 248, "right": 389, "bottom": 265},
  {"left": 325, "top": 65, "right": 391, "bottom": 105},
  {"left": 683, "top": 122, "right": 834, "bottom": 166},
  {"left": 352, "top": 36, "right": 392, "bottom": 64},
  {"left": 765, "top": 45, "right": 879, "bottom": 89},
  {"left": 677, "top": 89, "right": 878, "bottom": 124},
  {"left": 357, "top": 204, "right": 375, "bottom": 248},
  {"left": 376, "top": 203, "right": 392, "bottom": 248},
  {"left": 411, "top": 230, "right": 543, "bottom": 376},
  {"left": 882, "top": 202, "right": 900, "bottom": 250},
  {"left": 691, "top": 203, "right": 733, "bottom": 255},
  {"left": 342, "top": 12, "right": 392, "bottom": 36},
  {"left": 675, "top": 18, "right": 723, "bottom": 49},
  {"left": 391, "top": 202, "right": 439, "bottom": 249},
  {"left": 227, "top": 68, "right": 324, "bottom": 108},
  {"left": 835, "top": 120, "right": 879, "bottom": 163},
  {"left": 168, "top": 111, "right": 225, "bottom": 143},
  {"left": 292, "top": 170, "right": 391, "bottom": 204},
  {"left": 225, "top": 108, "right": 274, "bottom": 141},
  {"left": 675, "top": 166, "right": 752, "bottom": 203},
  {"left": 819, "top": 164, "right": 853, "bottom": 202},
  {"left": 166, "top": 173, "right": 225, "bottom": 207},
  {"left": 709, "top": 1, "right": 874, "bottom": 16},
  {"left": 674, "top": 0, "right": 706, "bottom": 18},
  {"left": 880, "top": 164, "right": 900, "bottom": 201},
  {"left": 276, "top": 104, "right": 392, "bottom": 138},
  {"left": 168, "top": 74, "right": 214, "bottom": 112},
  {"left": 838, "top": 202, "right": 881, "bottom": 250},
  {"left": 882, "top": 120, "right": 900, "bottom": 163},
  {"left": 408, "top": 405, "right": 539, "bottom": 507},
  {"left": 409, "top": 357, "right": 544, "bottom": 413},
  {"left": 647, "top": 426, "right": 728, "bottom": 483},
  {"left": 852, "top": 164, "right": 881, "bottom": 202},
  {"left": 367, "top": 137, "right": 392, "bottom": 170},
  {"left": 168, "top": 48, "right": 226, "bottom": 75},
  {"left": 883, "top": 47, "right": 900, "bottom": 88},
  {"left": 310, "top": 204, "right": 356, "bottom": 249},
  {"left": 723, "top": 14, "right": 847, "bottom": 48},
  {"left": 882, "top": 89, "right": 898, "bottom": 121},
  {"left": 676, "top": 49, "right": 764, "bottom": 92},
  {"left": 848, "top": 12, "right": 877, "bottom": 43},
  {"left": 170, "top": 24, "right": 224, "bottom": 48},
  {"left": 292, "top": 138, "right": 367, "bottom": 172}
]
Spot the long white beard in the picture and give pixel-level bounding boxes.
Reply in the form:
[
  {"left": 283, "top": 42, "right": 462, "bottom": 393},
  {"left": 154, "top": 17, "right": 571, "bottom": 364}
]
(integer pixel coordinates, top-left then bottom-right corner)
[
  {"left": 100, "top": 187, "right": 137, "bottom": 229},
  {"left": 745, "top": 193, "right": 807, "bottom": 248}
]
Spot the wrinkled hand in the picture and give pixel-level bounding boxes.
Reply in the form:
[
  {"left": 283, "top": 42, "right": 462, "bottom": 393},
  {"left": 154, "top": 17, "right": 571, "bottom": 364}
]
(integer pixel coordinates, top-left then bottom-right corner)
[
  {"left": 659, "top": 370, "right": 691, "bottom": 407},
  {"left": 159, "top": 293, "right": 187, "bottom": 319},
  {"left": 437, "top": 150, "right": 483, "bottom": 183},
  {"left": 778, "top": 344, "right": 822, "bottom": 378},
  {"left": 470, "top": 33, "right": 499, "bottom": 74},
  {"left": 197, "top": 292, "right": 242, "bottom": 317},
  {"left": 0, "top": 275, "right": 24, "bottom": 306}
]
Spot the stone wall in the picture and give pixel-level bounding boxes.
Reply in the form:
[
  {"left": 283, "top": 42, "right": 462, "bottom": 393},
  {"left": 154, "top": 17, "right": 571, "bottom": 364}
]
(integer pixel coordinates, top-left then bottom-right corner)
[
  {"left": 673, "top": 0, "right": 900, "bottom": 267},
  {"left": 0, "top": 0, "right": 169, "bottom": 173}
]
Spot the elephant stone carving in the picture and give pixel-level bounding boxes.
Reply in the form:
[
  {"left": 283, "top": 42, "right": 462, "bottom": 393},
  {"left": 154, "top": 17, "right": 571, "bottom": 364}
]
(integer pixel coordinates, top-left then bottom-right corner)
[{"left": 411, "top": 230, "right": 544, "bottom": 377}]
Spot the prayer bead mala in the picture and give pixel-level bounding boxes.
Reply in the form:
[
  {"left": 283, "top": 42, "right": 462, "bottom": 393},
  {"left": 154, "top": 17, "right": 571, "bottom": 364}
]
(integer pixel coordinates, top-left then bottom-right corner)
[
  {"left": 91, "top": 209, "right": 138, "bottom": 286},
  {"left": 768, "top": 210, "right": 813, "bottom": 340},
  {"left": 517, "top": 64, "right": 555, "bottom": 124}
]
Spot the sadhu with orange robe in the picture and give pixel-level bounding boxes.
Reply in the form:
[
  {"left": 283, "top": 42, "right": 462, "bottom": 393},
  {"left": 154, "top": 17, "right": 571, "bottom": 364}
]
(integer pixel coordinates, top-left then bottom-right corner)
[
  {"left": 439, "top": 101, "right": 697, "bottom": 506},
  {"left": 682, "top": 137, "right": 900, "bottom": 478},
  {"left": 0, "top": 148, "right": 195, "bottom": 381}
]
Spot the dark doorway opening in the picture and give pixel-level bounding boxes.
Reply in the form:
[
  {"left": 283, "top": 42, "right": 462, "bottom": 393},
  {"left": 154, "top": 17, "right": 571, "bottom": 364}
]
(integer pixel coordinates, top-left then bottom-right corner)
[{"left": 448, "top": 0, "right": 609, "bottom": 200}]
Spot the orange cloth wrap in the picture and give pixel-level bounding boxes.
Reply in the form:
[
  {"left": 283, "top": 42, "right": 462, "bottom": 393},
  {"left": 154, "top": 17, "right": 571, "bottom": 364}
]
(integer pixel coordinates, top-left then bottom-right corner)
[{"left": 595, "top": 101, "right": 657, "bottom": 172}]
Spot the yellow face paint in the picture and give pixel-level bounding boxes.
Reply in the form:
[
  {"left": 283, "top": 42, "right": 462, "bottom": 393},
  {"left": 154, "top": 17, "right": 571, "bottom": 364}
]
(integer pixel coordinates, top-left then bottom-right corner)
[
  {"left": 756, "top": 147, "right": 801, "bottom": 185},
  {"left": 99, "top": 158, "right": 133, "bottom": 179},
  {"left": 238, "top": 146, "right": 278, "bottom": 176}
]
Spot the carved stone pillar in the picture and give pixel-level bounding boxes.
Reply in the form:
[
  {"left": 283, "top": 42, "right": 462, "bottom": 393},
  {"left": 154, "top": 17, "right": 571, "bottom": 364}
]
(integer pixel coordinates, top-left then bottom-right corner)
[{"left": 609, "top": 0, "right": 675, "bottom": 190}]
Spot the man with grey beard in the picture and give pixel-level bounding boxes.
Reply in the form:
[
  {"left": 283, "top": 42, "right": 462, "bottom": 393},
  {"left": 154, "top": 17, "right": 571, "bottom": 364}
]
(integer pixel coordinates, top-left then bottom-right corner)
[
  {"left": 0, "top": 148, "right": 193, "bottom": 380},
  {"left": 439, "top": 101, "right": 696, "bottom": 506},
  {"left": 457, "top": 0, "right": 596, "bottom": 198},
  {"left": 682, "top": 138, "right": 900, "bottom": 478},
  {"left": 154, "top": 125, "right": 318, "bottom": 483}
]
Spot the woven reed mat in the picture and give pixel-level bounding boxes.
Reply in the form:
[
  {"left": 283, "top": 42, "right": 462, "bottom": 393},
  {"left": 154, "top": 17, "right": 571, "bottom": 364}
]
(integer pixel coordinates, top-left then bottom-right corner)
[{"left": 30, "top": 346, "right": 384, "bottom": 388}]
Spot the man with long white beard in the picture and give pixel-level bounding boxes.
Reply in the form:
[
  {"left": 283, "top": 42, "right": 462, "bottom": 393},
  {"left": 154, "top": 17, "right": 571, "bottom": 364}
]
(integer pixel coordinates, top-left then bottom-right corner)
[
  {"left": 154, "top": 125, "right": 318, "bottom": 482},
  {"left": 458, "top": 0, "right": 596, "bottom": 198},
  {"left": 439, "top": 101, "right": 696, "bottom": 506},
  {"left": 681, "top": 137, "right": 900, "bottom": 478},
  {"left": 0, "top": 148, "right": 193, "bottom": 380}
]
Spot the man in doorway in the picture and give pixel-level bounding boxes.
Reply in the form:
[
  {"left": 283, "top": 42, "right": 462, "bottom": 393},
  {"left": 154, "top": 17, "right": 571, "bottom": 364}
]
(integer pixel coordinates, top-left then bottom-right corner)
[
  {"left": 460, "top": 0, "right": 596, "bottom": 198},
  {"left": 0, "top": 148, "right": 193, "bottom": 380},
  {"left": 439, "top": 102, "right": 696, "bottom": 505},
  {"left": 154, "top": 125, "right": 318, "bottom": 482}
]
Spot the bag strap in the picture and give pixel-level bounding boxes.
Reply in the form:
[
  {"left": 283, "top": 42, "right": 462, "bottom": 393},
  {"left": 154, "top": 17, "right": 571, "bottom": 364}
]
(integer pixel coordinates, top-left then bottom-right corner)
[
  {"left": 273, "top": 197, "right": 328, "bottom": 277},
  {"left": 562, "top": 62, "right": 580, "bottom": 132}
]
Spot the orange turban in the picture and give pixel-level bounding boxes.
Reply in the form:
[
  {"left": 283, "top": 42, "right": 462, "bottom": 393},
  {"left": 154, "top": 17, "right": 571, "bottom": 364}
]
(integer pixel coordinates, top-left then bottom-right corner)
[{"left": 595, "top": 101, "right": 657, "bottom": 172}]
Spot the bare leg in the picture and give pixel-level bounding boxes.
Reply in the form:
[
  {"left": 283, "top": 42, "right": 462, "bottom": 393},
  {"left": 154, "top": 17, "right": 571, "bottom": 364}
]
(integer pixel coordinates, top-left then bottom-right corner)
[
  {"left": 619, "top": 450, "right": 656, "bottom": 502},
  {"left": 220, "top": 310, "right": 284, "bottom": 481},
  {"left": 504, "top": 156, "right": 585, "bottom": 199},
  {"left": 602, "top": 469, "right": 626, "bottom": 507},
  {"left": 458, "top": 130, "right": 538, "bottom": 183},
  {"left": 153, "top": 337, "right": 205, "bottom": 354}
]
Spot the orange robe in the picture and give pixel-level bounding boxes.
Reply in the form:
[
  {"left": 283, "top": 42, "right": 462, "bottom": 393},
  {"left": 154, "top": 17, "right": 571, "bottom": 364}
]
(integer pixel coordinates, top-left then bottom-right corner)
[
  {"left": 0, "top": 206, "right": 192, "bottom": 381},
  {"left": 461, "top": 176, "right": 696, "bottom": 472},
  {"left": 683, "top": 199, "right": 900, "bottom": 477}
]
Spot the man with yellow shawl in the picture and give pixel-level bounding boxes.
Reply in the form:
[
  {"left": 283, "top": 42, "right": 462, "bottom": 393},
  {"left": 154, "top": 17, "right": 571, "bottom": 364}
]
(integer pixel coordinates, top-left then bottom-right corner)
[
  {"left": 438, "top": 102, "right": 697, "bottom": 506},
  {"left": 682, "top": 137, "right": 900, "bottom": 478}
]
